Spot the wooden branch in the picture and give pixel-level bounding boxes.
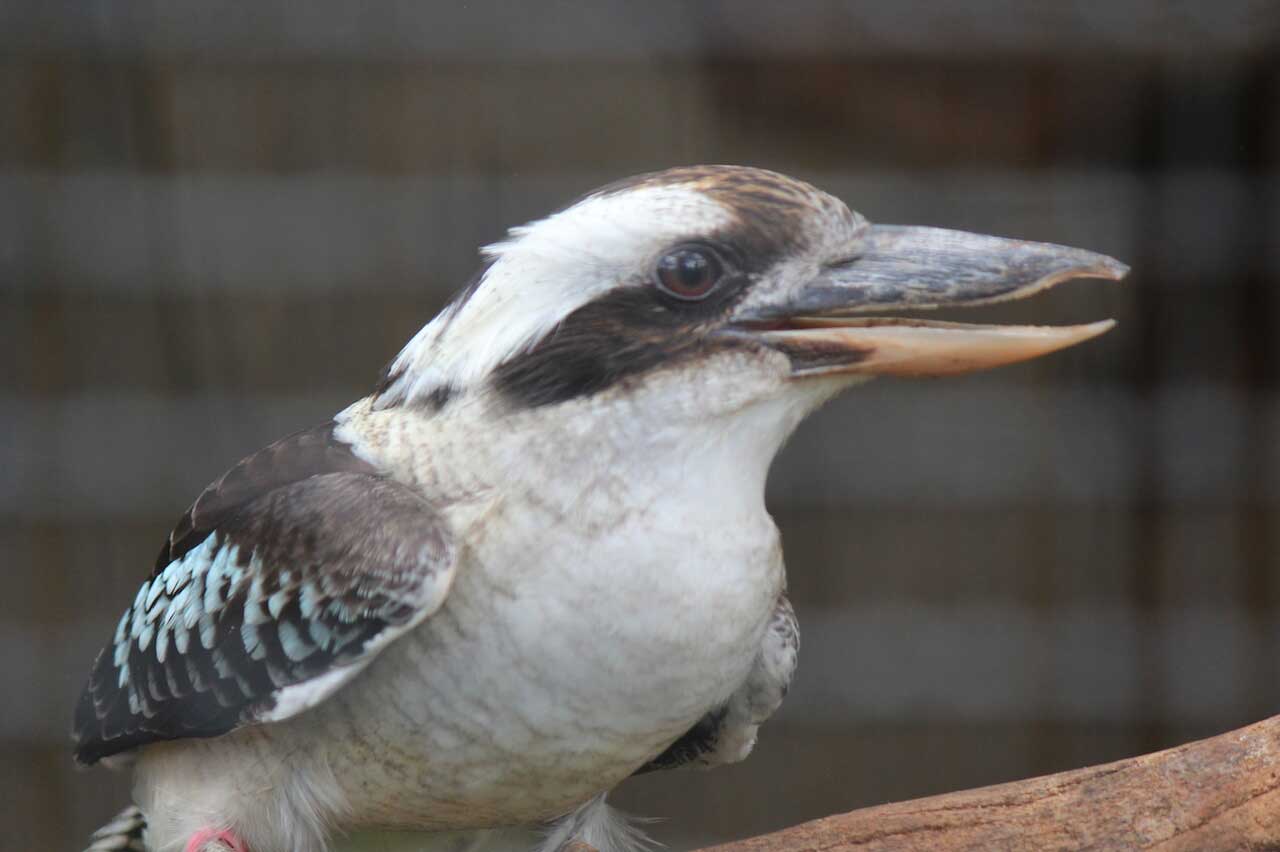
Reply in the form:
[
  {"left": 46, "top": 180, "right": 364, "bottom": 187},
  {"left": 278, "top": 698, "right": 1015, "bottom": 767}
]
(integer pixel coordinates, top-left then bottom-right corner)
[{"left": 697, "top": 714, "right": 1280, "bottom": 851}]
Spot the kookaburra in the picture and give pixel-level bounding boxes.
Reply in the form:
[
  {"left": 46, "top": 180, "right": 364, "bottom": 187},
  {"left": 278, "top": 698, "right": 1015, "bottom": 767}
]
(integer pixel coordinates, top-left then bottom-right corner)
[{"left": 75, "top": 166, "right": 1126, "bottom": 852}]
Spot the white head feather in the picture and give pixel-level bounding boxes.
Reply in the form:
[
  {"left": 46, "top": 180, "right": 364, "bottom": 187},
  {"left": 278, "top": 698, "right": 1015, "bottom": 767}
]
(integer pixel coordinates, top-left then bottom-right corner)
[{"left": 376, "top": 182, "right": 736, "bottom": 408}]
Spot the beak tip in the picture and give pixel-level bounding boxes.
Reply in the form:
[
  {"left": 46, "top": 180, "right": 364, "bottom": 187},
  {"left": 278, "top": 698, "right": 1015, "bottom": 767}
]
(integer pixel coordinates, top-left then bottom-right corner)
[
  {"left": 1088, "top": 318, "right": 1119, "bottom": 337},
  {"left": 1091, "top": 255, "right": 1130, "bottom": 282}
]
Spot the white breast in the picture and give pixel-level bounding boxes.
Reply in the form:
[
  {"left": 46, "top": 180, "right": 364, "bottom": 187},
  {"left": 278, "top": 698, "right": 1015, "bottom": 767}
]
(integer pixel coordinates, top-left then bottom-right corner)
[
  {"left": 310, "top": 435, "right": 785, "bottom": 828},
  {"left": 310, "top": 383, "right": 794, "bottom": 828}
]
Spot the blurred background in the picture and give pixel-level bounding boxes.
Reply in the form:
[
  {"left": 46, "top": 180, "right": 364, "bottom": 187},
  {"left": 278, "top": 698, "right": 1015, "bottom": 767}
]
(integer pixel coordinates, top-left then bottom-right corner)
[{"left": 4, "top": 1, "right": 1280, "bottom": 848}]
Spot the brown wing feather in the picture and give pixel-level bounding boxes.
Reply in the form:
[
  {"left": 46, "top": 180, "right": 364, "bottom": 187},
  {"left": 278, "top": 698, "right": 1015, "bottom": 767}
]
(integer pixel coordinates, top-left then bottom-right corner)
[{"left": 73, "top": 423, "right": 457, "bottom": 766}]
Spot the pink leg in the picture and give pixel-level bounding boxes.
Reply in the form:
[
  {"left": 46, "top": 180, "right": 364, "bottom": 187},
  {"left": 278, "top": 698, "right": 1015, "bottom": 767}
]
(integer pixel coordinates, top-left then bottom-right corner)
[{"left": 184, "top": 827, "right": 249, "bottom": 852}]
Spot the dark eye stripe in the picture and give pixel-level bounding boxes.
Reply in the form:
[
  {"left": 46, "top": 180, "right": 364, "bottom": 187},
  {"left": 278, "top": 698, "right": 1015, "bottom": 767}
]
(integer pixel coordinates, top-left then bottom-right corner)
[{"left": 492, "top": 279, "right": 755, "bottom": 409}]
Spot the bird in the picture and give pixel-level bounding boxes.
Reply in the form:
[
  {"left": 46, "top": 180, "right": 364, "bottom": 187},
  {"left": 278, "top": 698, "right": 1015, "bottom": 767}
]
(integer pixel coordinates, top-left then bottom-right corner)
[{"left": 73, "top": 165, "right": 1127, "bottom": 852}]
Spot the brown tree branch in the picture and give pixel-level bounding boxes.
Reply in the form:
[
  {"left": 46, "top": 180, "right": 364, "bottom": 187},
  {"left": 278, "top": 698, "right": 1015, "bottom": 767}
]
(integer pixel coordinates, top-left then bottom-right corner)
[{"left": 697, "top": 714, "right": 1280, "bottom": 851}]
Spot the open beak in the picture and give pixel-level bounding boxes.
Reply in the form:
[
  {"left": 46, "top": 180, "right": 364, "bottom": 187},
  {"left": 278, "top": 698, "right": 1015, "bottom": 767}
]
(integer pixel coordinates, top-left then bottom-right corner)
[{"left": 733, "top": 225, "right": 1128, "bottom": 377}]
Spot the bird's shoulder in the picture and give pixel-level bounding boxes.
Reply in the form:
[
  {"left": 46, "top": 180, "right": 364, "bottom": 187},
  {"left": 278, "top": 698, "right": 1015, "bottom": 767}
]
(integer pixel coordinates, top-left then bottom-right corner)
[
  {"left": 73, "top": 421, "right": 458, "bottom": 766},
  {"left": 152, "top": 421, "right": 379, "bottom": 573}
]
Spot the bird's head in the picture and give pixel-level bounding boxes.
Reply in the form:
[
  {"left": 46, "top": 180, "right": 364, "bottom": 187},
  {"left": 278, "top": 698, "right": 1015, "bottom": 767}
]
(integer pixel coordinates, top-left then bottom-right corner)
[{"left": 374, "top": 166, "right": 1125, "bottom": 446}]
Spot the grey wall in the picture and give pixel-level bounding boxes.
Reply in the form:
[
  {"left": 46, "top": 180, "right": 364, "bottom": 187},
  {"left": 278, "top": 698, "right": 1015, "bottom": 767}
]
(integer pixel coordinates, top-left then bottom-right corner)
[{"left": 3, "top": 2, "right": 1279, "bottom": 849}]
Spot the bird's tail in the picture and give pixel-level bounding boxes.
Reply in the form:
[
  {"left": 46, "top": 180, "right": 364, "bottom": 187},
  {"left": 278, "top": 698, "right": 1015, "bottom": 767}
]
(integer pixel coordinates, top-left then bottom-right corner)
[
  {"left": 536, "top": 795, "right": 655, "bottom": 852},
  {"left": 83, "top": 805, "right": 147, "bottom": 851}
]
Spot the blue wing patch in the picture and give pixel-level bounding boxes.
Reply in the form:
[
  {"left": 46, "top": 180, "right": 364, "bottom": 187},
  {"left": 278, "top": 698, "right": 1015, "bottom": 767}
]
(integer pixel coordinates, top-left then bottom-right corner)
[{"left": 73, "top": 433, "right": 456, "bottom": 766}]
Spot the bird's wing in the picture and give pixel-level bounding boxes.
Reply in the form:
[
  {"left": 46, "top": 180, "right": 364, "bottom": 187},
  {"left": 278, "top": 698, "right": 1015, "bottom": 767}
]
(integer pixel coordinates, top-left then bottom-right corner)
[
  {"left": 72, "top": 423, "right": 457, "bottom": 766},
  {"left": 637, "top": 595, "right": 798, "bottom": 773}
]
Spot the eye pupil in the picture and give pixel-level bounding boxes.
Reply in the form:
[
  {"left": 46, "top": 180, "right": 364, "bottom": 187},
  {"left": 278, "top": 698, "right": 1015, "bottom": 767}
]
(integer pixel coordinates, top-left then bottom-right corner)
[
  {"left": 656, "top": 248, "right": 721, "bottom": 300},
  {"left": 677, "top": 252, "right": 707, "bottom": 285}
]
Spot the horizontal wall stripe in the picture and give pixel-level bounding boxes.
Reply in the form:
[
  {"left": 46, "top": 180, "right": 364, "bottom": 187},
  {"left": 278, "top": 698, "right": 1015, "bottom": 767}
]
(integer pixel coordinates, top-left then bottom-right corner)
[
  {"left": 10, "top": 170, "right": 1273, "bottom": 296},
  {"left": 3, "top": 2, "right": 1274, "bottom": 61},
  {"left": 787, "top": 603, "right": 1278, "bottom": 726},
  {"left": 2, "top": 392, "right": 348, "bottom": 520},
  {"left": 3, "top": 289, "right": 438, "bottom": 396},
  {"left": 0, "top": 58, "right": 1168, "bottom": 174},
  {"left": 14, "top": 603, "right": 1277, "bottom": 743},
  {"left": 5, "top": 505, "right": 1257, "bottom": 630},
  {"left": 0, "top": 385, "right": 1265, "bottom": 520}
]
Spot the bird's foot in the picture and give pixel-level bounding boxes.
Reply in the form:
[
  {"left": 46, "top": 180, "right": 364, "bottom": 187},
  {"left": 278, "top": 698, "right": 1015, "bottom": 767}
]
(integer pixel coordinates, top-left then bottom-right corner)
[{"left": 184, "top": 827, "right": 248, "bottom": 852}]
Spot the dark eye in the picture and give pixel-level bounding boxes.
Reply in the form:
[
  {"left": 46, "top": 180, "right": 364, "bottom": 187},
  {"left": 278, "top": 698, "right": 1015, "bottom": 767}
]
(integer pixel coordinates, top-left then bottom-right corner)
[{"left": 654, "top": 247, "right": 722, "bottom": 301}]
